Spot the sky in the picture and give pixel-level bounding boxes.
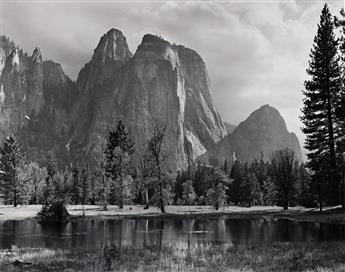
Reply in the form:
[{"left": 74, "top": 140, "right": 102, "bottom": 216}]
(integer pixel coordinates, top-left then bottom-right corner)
[{"left": 1, "top": 0, "right": 344, "bottom": 149}]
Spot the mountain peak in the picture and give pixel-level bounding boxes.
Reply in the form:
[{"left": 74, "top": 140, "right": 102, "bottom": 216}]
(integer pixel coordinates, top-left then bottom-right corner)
[
  {"left": 92, "top": 28, "right": 131, "bottom": 65},
  {"left": 246, "top": 104, "right": 285, "bottom": 126},
  {"left": 202, "top": 105, "right": 302, "bottom": 163}
]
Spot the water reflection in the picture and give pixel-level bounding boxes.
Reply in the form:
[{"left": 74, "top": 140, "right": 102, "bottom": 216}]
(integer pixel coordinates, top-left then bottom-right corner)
[{"left": 0, "top": 217, "right": 344, "bottom": 250}]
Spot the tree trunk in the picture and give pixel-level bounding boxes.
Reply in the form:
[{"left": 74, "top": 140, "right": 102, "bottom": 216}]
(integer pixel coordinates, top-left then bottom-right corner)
[
  {"left": 103, "top": 176, "right": 108, "bottom": 211},
  {"left": 283, "top": 201, "right": 288, "bottom": 210},
  {"left": 318, "top": 181, "right": 323, "bottom": 212},
  {"left": 144, "top": 189, "right": 149, "bottom": 209},
  {"left": 284, "top": 191, "right": 288, "bottom": 210},
  {"left": 13, "top": 189, "right": 17, "bottom": 207},
  {"left": 119, "top": 175, "right": 124, "bottom": 209},
  {"left": 34, "top": 186, "right": 38, "bottom": 205},
  {"left": 160, "top": 201, "right": 165, "bottom": 213},
  {"left": 341, "top": 176, "right": 345, "bottom": 209},
  {"left": 326, "top": 81, "right": 339, "bottom": 206}
]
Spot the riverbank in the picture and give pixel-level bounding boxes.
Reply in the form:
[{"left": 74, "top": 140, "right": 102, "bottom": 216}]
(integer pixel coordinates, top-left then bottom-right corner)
[
  {"left": 0, "top": 204, "right": 344, "bottom": 223},
  {"left": 1, "top": 241, "right": 345, "bottom": 271}
]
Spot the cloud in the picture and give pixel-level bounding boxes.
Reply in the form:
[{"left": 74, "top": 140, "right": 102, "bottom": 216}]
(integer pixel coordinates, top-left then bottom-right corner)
[{"left": 2, "top": 0, "right": 344, "bottom": 147}]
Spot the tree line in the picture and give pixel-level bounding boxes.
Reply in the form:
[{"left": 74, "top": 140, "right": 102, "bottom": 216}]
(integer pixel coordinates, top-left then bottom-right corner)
[{"left": 0, "top": 122, "right": 308, "bottom": 212}]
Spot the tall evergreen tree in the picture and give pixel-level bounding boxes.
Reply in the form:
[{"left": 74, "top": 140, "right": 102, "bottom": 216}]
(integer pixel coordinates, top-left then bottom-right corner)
[
  {"left": 301, "top": 4, "right": 341, "bottom": 207},
  {"left": 43, "top": 151, "right": 57, "bottom": 205},
  {"left": 180, "top": 180, "right": 197, "bottom": 205},
  {"left": 80, "top": 167, "right": 90, "bottom": 205},
  {"left": 71, "top": 165, "right": 80, "bottom": 205},
  {"left": 228, "top": 160, "right": 243, "bottom": 205},
  {"left": 0, "top": 134, "right": 25, "bottom": 206},
  {"left": 206, "top": 169, "right": 229, "bottom": 210},
  {"left": 105, "top": 120, "right": 134, "bottom": 209},
  {"left": 335, "top": 8, "right": 345, "bottom": 207}
]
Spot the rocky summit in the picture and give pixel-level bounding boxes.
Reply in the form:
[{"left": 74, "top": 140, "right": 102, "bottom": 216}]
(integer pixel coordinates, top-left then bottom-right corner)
[{"left": 0, "top": 30, "right": 302, "bottom": 170}]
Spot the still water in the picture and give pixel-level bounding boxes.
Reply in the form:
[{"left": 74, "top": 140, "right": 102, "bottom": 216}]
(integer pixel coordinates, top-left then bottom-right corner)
[{"left": 0, "top": 216, "right": 345, "bottom": 250}]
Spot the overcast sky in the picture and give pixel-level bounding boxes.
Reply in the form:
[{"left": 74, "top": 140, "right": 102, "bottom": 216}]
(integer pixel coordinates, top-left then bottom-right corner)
[{"left": 2, "top": 0, "right": 344, "bottom": 147}]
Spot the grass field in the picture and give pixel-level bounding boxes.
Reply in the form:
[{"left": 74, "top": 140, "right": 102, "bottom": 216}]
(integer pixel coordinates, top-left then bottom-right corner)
[
  {"left": 0, "top": 204, "right": 344, "bottom": 224},
  {"left": 0, "top": 241, "right": 345, "bottom": 271}
]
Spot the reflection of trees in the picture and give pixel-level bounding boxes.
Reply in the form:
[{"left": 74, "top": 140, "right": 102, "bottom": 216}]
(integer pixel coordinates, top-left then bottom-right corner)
[
  {"left": 143, "top": 219, "right": 148, "bottom": 247},
  {"left": 1, "top": 221, "right": 17, "bottom": 248},
  {"left": 158, "top": 220, "right": 164, "bottom": 252},
  {"left": 41, "top": 221, "right": 67, "bottom": 248}
]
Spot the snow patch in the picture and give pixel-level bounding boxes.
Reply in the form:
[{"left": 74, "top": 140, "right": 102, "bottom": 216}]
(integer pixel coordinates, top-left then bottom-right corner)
[
  {"left": 185, "top": 130, "right": 207, "bottom": 159},
  {"left": 24, "top": 115, "right": 30, "bottom": 120}
]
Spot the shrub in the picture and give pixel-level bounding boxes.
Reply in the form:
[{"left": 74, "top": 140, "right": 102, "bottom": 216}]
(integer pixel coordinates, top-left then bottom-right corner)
[{"left": 37, "top": 201, "right": 69, "bottom": 224}]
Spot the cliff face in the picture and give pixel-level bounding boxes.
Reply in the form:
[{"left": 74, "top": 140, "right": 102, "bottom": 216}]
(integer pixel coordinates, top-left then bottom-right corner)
[
  {"left": 202, "top": 105, "right": 302, "bottom": 163},
  {"left": 0, "top": 36, "right": 78, "bottom": 167},
  {"left": 70, "top": 32, "right": 227, "bottom": 169}
]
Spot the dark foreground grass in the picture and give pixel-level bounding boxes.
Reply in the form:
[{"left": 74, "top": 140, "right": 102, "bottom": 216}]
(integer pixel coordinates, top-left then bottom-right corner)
[{"left": 1, "top": 242, "right": 345, "bottom": 272}]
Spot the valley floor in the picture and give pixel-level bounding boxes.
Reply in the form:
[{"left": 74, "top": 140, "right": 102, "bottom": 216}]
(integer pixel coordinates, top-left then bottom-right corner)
[{"left": 0, "top": 204, "right": 344, "bottom": 223}]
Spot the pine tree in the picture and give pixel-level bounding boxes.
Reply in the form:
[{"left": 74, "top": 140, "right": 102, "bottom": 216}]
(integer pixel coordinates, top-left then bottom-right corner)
[
  {"left": 43, "top": 151, "right": 57, "bottom": 205},
  {"left": 80, "top": 168, "right": 89, "bottom": 205},
  {"left": 0, "top": 134, "right": 25, "bottom": 206},
  {"left": 180, "top": 180, "right": 197, "bottom": 205},
  {"left": 71, "top": 165, "right": 80, "bottom": 205},
  {"left": 335, "top": 8, "right": 345, "bottom": 208},
  {"left": 240, "top": 163, "right": 255, "bottom": 206},
  {"left": 206, "top": 169, "right": 229, "bottom": 210},
  {"left": 80, "top": 167, "right": 89, "bottom": 216},
  {"left": 228, "top": 160, "right": 243, "bottom": 205},
  {"left": 105, "top": 120, "right": 134, "bottom": 209},
  {"left": 193, "top": 164, "right": 212, "bottom": 202},
  {"left": 301, "top": 4, "right": 341, "bottom": 208},
  {"left": 174, "top": 170, "right": 187, "bottom": 204},
  {"left": 297, "top": 163, "right": 313, "bottom": 207}
]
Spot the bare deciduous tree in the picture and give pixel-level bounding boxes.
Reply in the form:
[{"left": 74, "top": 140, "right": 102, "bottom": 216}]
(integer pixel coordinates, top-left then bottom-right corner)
[{"left": 146, "top": 120, "right": 172, "bottom": 213}]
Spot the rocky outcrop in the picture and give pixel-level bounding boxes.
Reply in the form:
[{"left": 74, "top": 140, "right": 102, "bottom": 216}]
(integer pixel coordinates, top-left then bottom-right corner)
[
  {"left": 70, "top": 32, "right": 227, "bottom": 170},
  {"left": 0, "top": 35, "right": 78, "bottom": 167},
  {"left": 202, "top": 105, "right": 302, "bottom": 164}
]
